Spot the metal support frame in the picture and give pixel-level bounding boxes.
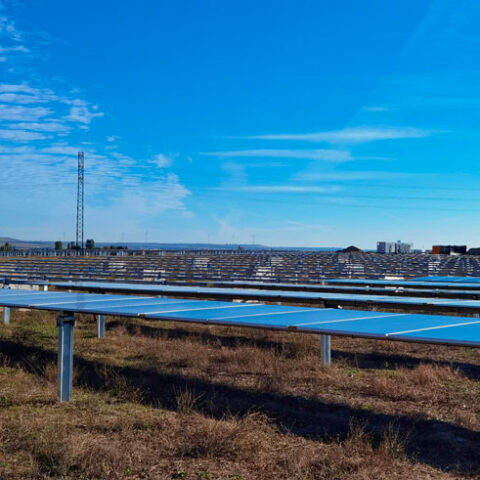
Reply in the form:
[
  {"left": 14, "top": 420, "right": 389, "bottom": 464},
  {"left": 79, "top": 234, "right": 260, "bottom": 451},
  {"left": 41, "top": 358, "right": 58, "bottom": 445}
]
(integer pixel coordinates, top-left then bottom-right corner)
[
  {"left": 96, "top": 314, "right": 105, "bottom": 338},
  {"left": 3, "top": 307, "right": 9, "bottom": 325},
  {"left": 320, "top": 334, "right": 331, "bottom": 366},
  {"left": 57, "top": 313, "right": 76, "bottom": 402}
]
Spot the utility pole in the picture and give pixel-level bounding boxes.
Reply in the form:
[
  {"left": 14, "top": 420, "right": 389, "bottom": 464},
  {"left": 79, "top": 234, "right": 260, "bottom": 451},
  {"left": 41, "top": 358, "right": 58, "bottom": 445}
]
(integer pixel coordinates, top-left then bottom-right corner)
[{"left": 76, "top": 152, "right": 85, "bottom": 251}]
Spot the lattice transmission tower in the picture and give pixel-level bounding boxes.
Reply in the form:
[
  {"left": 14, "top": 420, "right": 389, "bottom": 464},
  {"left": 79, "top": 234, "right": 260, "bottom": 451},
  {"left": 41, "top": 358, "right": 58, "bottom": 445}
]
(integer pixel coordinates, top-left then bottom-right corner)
[{"left": 76, "top": 151, "right": 84, "bottom": 250}]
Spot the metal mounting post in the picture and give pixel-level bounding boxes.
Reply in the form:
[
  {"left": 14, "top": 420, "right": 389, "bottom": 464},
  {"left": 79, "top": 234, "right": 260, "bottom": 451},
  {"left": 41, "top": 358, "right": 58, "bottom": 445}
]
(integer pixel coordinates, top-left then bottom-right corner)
[
  {"left": 57, "top": 314, "right": 76, "bottom": 402},
  {"left": 3, "top": 307, "right": 10, "bottom": 325},
  {"left": 96, "top": 314, "right": 105, "bottom": 338},
  {"left": 320, "top": 334, "right": 331, "bottom": 366}
]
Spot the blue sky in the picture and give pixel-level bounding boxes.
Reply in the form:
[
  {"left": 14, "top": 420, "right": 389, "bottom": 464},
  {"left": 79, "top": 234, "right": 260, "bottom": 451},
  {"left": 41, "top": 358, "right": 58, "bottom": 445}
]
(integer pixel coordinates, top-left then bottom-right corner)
[{"left": 1, "top": 0, "right": 480, "bottom": 248}]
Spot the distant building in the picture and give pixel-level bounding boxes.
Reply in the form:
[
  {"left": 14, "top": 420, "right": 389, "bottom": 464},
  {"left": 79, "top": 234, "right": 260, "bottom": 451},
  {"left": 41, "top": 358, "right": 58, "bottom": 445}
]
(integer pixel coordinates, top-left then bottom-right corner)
[
  {"left": 377, "top": 241, "right": 394, "bottom": 254},
  {"left": 377, "top": 240, "right": 412, "bottom": 254},
  {"left": 432, "top": 245, "right": 467, "bottom": 255}
]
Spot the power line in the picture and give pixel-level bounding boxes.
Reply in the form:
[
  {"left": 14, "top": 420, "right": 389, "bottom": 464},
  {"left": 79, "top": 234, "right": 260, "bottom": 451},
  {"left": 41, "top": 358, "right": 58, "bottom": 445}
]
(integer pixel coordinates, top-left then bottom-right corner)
[{"left": 76, "top": 151, "right": 84, "bottom": 251}]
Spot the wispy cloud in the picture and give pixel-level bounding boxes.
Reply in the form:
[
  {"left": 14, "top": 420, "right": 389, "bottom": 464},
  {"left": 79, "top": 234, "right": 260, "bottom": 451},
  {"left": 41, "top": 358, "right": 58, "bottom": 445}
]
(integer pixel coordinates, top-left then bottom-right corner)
[
  {"left": 362, "top": 106, "right": 389, "bottom": 112},
  {"left": 217, "top": 184, "right": 341, "bottom": 193},
  {"left": 0, "top": 129, "right": 47, "bottom": 141},
  {"left": 293, "top": 170, "right": 416, "bottom": 181},
  {"left": 0, "top": 92, "right": 53, "bottom": 103},
  {"left": 242, "top": 126, "right": 431, "bottom": 143},
  {"left": 0, "top": 5, "right": 190, "bottom": 238},
  {"left": 0, "top": 104, "right": 52, "bottom": 121},
  {"left": 0, "top": 14, "right": 29, "bottom": 63},
  {"left": 7, "top": 121, "right": 70, "bottom": 133},
  {"left": 152, "top": 153, "right": 176, "bottom": 168},
  {"left": 201, "top": 149, "right": 352, "bottom": 162},
  {"left": 64, "top": 98, "right": 103, "bottom": 124}
]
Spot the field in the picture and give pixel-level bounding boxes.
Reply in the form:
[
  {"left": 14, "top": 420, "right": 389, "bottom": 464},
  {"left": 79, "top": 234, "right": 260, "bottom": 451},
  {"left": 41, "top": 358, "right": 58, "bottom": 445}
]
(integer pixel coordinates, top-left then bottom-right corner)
[{"left": 0, "top": 309, "right": 479, "bottom": 479}]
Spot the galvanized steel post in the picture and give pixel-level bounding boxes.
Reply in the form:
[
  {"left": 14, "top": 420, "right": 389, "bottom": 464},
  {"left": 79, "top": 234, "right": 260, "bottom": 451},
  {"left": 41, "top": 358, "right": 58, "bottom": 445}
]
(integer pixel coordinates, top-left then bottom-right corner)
[
  {"left": 57, "top": 314, "right": 76, "bottom": 402},
  {"left": 3, "top": 307, "right": 9, "bottom": 325},
  {"left": 96, "top": 314, "right": 105, "bottom": 338},
  {"left": 320, "top": 334, "right": 331, "bottom": 366}
]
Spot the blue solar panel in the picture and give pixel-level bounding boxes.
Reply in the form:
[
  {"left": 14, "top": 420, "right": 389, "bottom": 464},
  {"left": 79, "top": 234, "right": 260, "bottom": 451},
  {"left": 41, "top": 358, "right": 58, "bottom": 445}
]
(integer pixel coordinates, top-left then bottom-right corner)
[
  {"left": 413, "top": 276, "right": 480, "bottom": 283},
  {"left": 325, "top": 278, "right": 480, "bottom": 289},
  {"left": 47, "top": 280, "right": 480, "bottom": 311},
  {"left": 2, "top": 289, "right": 480, "bottom": 347},
  {"left": 392, "top": 321, "right": 480, "bottom": 345}
]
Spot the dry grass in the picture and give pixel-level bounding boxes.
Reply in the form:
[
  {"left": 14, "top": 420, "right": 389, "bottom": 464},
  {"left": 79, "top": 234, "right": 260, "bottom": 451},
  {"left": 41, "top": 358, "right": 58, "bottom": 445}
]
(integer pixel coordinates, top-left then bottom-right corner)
[{"left": 0, "top": 309, "right": 478, "bottom": 479}]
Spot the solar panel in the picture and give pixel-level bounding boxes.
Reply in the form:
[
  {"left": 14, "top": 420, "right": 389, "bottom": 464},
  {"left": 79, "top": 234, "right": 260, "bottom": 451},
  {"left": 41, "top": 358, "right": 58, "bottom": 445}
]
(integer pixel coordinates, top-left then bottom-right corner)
[
  {"left": 47, "top": 280, "right": 480, "bottom": 312},
  {"left": 44, "top": 279, "right": 480, "bottom": 301},
  {"left": 1, "top": 289, "right": 479, "bottom": 346},
  {"left": 325, "top": 278, "right": 480, "bottom": 289},
  {"left": 413, "top": 276, "right": 480, "bottom": 283},
  {"left": 3, "top": 288, "right": 480, "bottom": 402}
]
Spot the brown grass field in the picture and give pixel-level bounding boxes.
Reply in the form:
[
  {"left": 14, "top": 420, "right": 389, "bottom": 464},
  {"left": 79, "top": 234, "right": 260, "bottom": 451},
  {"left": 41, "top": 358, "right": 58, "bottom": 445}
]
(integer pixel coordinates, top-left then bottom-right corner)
[{"left": 0, "top": 308, "right": 479, "bottom": 479}]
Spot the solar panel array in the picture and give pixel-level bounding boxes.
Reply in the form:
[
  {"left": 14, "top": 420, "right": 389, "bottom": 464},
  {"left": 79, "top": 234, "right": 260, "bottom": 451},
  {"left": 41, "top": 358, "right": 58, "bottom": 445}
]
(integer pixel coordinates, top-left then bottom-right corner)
[
  {"left": 325, "top": 278, "right": 480, "bottom": 289},
  {"left": 414, "top": 276, "right": 480, "bottom": 283},
  {"left": 55, "top": 278, "right": 480, "bottom": 299},
  {"left": 51, "top": 280, "right": 480, "bottom": 314},
  {"left": 2, "top": 288, "right": 480, "bottom": 347},
  {"left": 2, "top": 251, "right": 480, "bottom": 283}
]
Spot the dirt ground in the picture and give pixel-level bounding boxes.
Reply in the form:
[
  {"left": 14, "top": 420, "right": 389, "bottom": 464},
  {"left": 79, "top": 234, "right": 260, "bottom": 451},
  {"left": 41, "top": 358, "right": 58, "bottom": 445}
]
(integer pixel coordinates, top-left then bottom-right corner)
[{"left": 0, "top": 308, "right": 479, "bottom": 479}]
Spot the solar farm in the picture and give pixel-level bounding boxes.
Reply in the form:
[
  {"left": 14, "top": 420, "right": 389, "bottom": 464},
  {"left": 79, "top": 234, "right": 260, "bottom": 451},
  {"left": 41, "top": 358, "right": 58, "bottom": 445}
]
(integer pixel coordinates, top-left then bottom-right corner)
[
  {"left": 0, "top": 253, "right": 480, "bottom": 478},
  {"left": 3, "top": 250, "right": 480, "bottom": 282}
]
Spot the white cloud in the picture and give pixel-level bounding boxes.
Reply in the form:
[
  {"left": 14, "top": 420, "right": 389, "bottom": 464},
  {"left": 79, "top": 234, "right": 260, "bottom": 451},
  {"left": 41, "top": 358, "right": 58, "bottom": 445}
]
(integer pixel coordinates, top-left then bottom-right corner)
[
  {"left": 0, "top": 103, "right": 52, "bottom": 121},
  {"left": 0, "top": 129, "right": 47, "bottom": 141},
  {"left": 0, "top": 45, "right": 29, "bottom": 54},
  {"left": 0, "top": 84, "right": 39, "bottom": 94},
  {"left": 8, "top": 121, "right": 70, "bottom": 133},
  {"left": 219, "top": 185, "right": 341, "bottom": 193},
  {"left": 0, "top": 92, "right": 55, "bottom": 104},
  {"left": 243, "top": 126, "right": 431, "bottom": 143},
  {"left": 293, "top": 170, "right": 423, "bottom": 181},
  {"left": 64, "top": 99, "right": 103, "bottom": 124},
  {"left": 201, "top": 149, "right": 352, "bottom": 162},
  {"left": 0, "top": 6, "right": 191, "bottom": 238},
  {"left": 40, "top": 144, "right": 80, "bottom": 155},
  {"left": 363, "top": 106, "right": 389, "bottom": 112},
  {"left": 152, "top": 153, "right": 174, "bottom": 168}
]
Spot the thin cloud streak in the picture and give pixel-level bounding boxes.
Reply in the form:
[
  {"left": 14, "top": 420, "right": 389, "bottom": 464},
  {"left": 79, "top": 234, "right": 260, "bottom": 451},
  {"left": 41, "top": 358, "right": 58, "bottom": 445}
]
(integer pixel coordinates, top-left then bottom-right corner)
[
  {"left": 0, "top": 129, "right": 47, "bottom": 141},
  {"left": 216, "top": 185, "right": 341, "bottom": 193},
  {"left": 242, "top": 126, "right": 432, "bottom": 143},
  {"left": 293, "top": 170, "right": 421, "bottom": 181},
  {"left": 201, "top": 149, "right": 352, "bottom": 162}
]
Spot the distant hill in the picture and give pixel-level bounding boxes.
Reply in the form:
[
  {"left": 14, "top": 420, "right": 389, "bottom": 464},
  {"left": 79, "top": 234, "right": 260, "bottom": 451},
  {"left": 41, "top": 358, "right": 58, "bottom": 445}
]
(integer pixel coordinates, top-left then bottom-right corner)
[
  {"left": 0, "top": 237, "right": 54, "bottom": 249},
  {"left": 339, "top": 245, "right": 364, "bottom": 253}
]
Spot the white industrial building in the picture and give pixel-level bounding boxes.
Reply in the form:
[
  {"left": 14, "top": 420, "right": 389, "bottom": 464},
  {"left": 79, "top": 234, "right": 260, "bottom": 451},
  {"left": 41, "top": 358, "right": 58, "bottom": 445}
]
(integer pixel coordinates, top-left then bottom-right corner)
[{"left": 377, "top": 240, "right": 413, "bottom": 254}]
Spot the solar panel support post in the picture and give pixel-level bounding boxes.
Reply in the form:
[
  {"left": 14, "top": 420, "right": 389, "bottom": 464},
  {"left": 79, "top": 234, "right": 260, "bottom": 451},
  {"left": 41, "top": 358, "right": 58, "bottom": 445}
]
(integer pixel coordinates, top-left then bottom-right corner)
[
  {"left": 96, "top": 314, "right": 105, "bottom": 338},
  {"left": 57, "top": 314, "right": 76, "bottom": 402},
  {"left": 3, "top": 307, "right": 9, "bottom": 325},
  {"left": 320, "top": 335, "right": 331, "bottom": 366}
]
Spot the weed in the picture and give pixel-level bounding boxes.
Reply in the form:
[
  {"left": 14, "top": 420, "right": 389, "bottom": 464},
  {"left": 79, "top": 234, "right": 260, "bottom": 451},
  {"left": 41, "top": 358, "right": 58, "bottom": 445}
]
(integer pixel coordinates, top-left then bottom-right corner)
[
  {"left": 175, "top": 387, "right": 203, "bottom": 414},
  {"left": 380, "top": 422, "right": 410, "bottom": 460}
]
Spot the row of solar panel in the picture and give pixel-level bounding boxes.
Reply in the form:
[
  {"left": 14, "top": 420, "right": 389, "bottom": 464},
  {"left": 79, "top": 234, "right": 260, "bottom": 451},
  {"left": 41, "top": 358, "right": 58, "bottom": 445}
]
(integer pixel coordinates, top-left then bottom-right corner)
[
  {"left": 50, "top": 281, "right": 480, "bottom": 312},
  {"left": 1, "top": 289, "right": 480, "bottom": 347},
  {"left": 325, "top": 278, "right": 480, "bottom": 289},
  {"left": 3, "top": 253, "right": 480, "bottom": 284}
]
